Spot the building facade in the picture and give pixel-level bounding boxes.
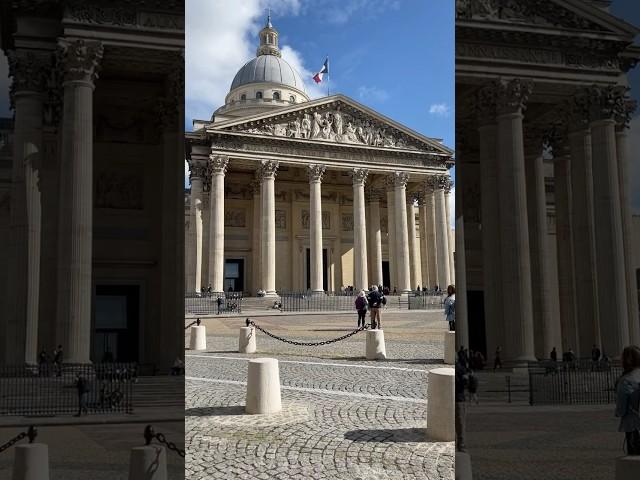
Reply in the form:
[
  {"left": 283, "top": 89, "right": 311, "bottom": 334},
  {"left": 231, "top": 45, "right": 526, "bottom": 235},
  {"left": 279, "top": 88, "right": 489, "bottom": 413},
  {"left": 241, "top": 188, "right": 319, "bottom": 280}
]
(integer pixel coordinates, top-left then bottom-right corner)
[
  {"left": 0, "top": 1, "right": 184, "bottom": 369},
  {"left": 456, "top": 0, "right": 640, "bottom": 361},
  {"left": 185, "top": 18, "right": 455, "bottom": 296}
]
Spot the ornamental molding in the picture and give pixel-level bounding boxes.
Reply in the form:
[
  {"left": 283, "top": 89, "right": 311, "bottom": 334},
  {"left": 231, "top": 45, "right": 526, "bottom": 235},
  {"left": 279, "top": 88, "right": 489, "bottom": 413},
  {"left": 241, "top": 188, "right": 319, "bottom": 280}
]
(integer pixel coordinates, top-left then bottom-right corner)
[
  {"left": 351, "top": 168, "right": 368, "bottom": 186},
  {"left": 209, "top": 155, "right": 229, "bottom": 175},
  {"left": 258, "top": 160, "right": 279, "bottom": 179},
  {"left": 495, "top": 78, "right": 533, "bottom": 115},
  {"left": 586, "top": 85, "right": 632, "bottom": 123},
  {"left": 57, "top": 39, "right": 103, "bottom": 84},
  {"left": 307, "top": 164, "right": 326, "bottom": 182},
  {"left": 64, "top": 1, "right": 184, "bottom": 30},
  {"left": 301, "top": 210, "right": 331, "bottom": 230},
  {"left": 7, "top": 50, "right": 51, "bottom": 95},
  {"left": 392, "top": 172, "right": 410, "bottom": 188}
]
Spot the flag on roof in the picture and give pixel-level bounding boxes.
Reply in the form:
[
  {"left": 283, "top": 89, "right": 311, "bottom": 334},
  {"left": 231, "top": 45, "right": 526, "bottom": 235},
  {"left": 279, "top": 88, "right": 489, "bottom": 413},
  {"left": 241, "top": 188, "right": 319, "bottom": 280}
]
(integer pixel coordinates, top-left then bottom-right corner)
[{"left": 312, "top": 58, "right": 329, "bottom": 84}]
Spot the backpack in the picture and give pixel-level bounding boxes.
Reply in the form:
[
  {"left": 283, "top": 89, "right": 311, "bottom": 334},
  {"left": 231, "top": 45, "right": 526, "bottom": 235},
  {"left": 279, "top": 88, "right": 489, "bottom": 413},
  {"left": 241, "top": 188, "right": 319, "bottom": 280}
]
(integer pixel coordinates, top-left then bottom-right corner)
[
  {"left": 355, "top": 296, "right": 366, "bottom": 310},
  {"left": 381, "top": 295, "right": 387, "bottom": 306}
]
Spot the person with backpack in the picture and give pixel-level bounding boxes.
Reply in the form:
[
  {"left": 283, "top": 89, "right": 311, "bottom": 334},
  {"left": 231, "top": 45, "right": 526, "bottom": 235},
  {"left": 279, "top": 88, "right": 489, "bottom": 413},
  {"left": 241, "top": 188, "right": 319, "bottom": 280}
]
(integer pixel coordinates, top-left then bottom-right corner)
[
  {"left": 615, "top": 345, "right": 640, "bottom": 455},
  {"left": 367, "top": 285, "right": 386, "bottom": 329},
  {"left": 443, "top": 285, "right": 456, "bottom": 331},
  {"left": 355, "top": 290, "right": 368, "bottom": 328}
]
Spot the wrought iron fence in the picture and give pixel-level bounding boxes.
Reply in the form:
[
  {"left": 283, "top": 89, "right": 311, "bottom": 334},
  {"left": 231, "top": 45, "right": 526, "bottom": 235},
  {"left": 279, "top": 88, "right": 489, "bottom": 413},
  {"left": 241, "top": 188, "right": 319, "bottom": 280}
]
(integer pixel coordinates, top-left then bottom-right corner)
[
  {"left": 407, "top": 292, "right": 446, "bottom": 310},
  {"left": 185, "top": 292, "right": 243, "bottom": 315},
  {"left": 279, "top": 291, "right": 356, "bottom": 312},
  {"left": 0, "top": 363, "right": 135, "bottom": 416},
  {"left": 528, "top": 360, "right": 622, "bottom": 405}
]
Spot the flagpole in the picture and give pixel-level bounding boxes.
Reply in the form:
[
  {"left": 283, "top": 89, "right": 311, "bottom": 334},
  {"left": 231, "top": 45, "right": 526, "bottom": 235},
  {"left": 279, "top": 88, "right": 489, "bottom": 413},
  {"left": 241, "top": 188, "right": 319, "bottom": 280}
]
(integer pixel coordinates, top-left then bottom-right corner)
[{"left": 326, "top": 55, "right": 329, "bottom": 96}]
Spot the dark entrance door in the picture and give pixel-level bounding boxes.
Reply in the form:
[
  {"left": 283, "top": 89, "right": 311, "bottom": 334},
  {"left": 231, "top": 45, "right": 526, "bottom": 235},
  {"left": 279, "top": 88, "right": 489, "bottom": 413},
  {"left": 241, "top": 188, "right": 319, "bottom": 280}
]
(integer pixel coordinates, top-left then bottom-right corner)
[
  {"left": 224, "top": 259, "right": 245, "bottom": 293},
  {"left": 382, "top": 261, "right": 390, "bottom": 290},
  {"left": 94, "top": 285, "right": 140, "bottom": 363},
  {"left": 305, "top": 248, "right": 328, "bottom": 291}
]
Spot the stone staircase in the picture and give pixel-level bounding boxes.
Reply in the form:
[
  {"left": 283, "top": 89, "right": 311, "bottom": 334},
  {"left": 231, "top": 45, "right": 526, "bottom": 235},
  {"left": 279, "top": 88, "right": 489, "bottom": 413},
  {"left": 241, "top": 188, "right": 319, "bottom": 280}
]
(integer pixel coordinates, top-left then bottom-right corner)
[
  {"left": 242, "top": 296, "right": 281, "bottom": 312},
  {"left": 132, "top": 376, "right": 184, "bottom": 409},
  {"left": 473, "top": 370, "right": 530, "bottom": 405}
]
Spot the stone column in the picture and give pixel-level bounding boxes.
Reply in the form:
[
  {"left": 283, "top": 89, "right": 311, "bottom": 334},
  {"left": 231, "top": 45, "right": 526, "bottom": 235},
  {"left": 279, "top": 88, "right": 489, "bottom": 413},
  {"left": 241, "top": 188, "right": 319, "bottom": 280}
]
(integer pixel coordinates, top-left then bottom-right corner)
[
  {"left": 393, "top": 172, "right": 411, "bottom": 294},
  {"left": 524, "top": 129, "right": 557, "bottom": 359},
  {"left": 423, "top": 185, "right": 438, "bottom": 289},
  {"left": 55, "top": 40, "right": 103, "bottom": 364},
  {"left": 186, "top": 197, "right": 196, "bottom": 293},
  {"left": 418, "top": 197, "right": 431, "bottom": 288},
  {"left": 407, "top": 198, "right": 421, "bottom": 289},
  {"left": 567, "top": 96, "right": 600, "bottom": 355},
  {"left": 259, "top": 160, "right": 279, "bottom": 297},
  {"left": 335, "top": 197, "right": 343, "bottom": 291},
  {"left": 188, "top": 165, "right": 206, "bottom": 294},
  {"left": 5, "top": 50, "right": 48, "bottom": 364},
  {"left": 615, "top": 100, "right": 640, "bottom": 346},
  {"left": 432, "top": 176, "right": 451, "bottom": 289},
  {"left": 385, "top": 179, "right": 397, "bottom": 291},
  {"left": 476, "top": 87, "right": 505, "bottom": 361},
  {"left": 455, "top": 140, "right": 469, "bottom": 350},
  {"left": 444, "top": 183, "right": 455, "bottom": 283},
  {"left": 352, "top": 168, "right": 369, "bottom": 291},
  {"left": 208, "top": 155, "right": 228, "bottom": 292},
  {"left": 250, "top": 180, "right": 261, "bottom": 294},
  {"left": 495, "top": 78, "right": 536, "bottom": 362},
  {"left": 590, "top": 86, "right": 630, "bottom": 356},
  {"left": 308, "top": 164, "right": 326, "bottom": 294},
  {"left": 367, "top": 189, "right": 384, "bottom": 287}
]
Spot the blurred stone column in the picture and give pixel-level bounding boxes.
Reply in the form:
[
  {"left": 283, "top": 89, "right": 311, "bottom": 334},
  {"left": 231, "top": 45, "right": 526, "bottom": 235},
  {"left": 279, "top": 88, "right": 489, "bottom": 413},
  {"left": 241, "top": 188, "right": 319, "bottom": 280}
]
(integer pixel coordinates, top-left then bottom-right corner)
[
  {"left": 423, "top": 182, "right": 438, "bottom": 289},
  {"left": 250, "top": 179, "right": 261, "bottom": 294},
  {"left": 308, "top": 164, "right": 326, "bottom": 294},
  {"left": 208, "top": 155, "right": 229, "bottom": 292},
  {"left": 495, "top": 78, "right": 536, "bottom": 362},
  {"left": 418, "top": 195, "right": 431, "bottom": 289},
  {"left": 407, "top": 198, "right": 421, "bottom": 289},
  {"left": 259, "top": 160, "right": 279, "bottom": 297},
  {"left": 393, "top": 172, "right": 411, "bottom": 294},
  {"left": 367, "top": 189, "right": 384, "bottom": 287},
  {"left": 56, "top": 39, "right": 103, "bottom": 363},
  {"left": 432, "top": 175, "right": 451, "bottom": 289},
  {"left": 444, "top": 180, "right": 455, "bottom": 282},
  {"left": 590, "top": 86, "right": 630, "bottom": 356},
  {"left": 385, "top": 178, "right": 397, "bottom": 291},
  {"left": 188, "top": 164, "right": 206, "bottom": 294},
  {"left": 455, "top": 137, "right": 469, "bottom": 350},
  {"left": 352, "top": 168, "right": 369, "bottom": 291}
]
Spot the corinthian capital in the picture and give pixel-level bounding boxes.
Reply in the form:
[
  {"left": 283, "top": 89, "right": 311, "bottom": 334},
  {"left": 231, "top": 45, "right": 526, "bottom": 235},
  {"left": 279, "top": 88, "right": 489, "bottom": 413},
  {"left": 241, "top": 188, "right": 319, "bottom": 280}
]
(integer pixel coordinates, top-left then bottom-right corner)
[
  {"left": 391, "top": 171, "right": 409, "bottom": 188},
  {"left": 7, "top": 50, "right": 51, "bottom": 96},
  {"left": 209, "top": 155, "right": 229, "bottom": 175},
  {"left": 351, "top": 168, "right": 368, "bottom": 186},
  {"left": 307, "top": 164, "right": 326, "bottom": 183},
  {"left": 258, "top": 160, "right": 279, "bottom": 179},
  {"left": 475, "top": 85, "right": 497, "bottom": 126},
  {"left": 58, "top": 39, "right": 103, "bottom": 85},
  {"left": 495, "top": 78, "right": 533, "bottom": 115},
  {"left": 188, "top": 161, "right": 208, "bottom": 181},
  {"left": 587, "top": 85, "right": 629, "bottom": 123}
]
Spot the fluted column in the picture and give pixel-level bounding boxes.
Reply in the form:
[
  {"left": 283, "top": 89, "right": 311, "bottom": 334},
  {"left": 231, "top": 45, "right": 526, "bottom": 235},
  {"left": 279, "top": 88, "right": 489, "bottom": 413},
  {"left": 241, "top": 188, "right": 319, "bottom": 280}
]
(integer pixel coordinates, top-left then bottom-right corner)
[
  {"left": 444, "top": 183, "right": 455, "bottom": 283},
  {"left": 407, "top": 198, "right": 421, "bottom": 289},
  {"left": 5, "top": 50, "right": 48, "bottom": 364},
  {"left": 352, "top": 168, "right": 369, "bottom": 291},
  {"left": 186, "top": 196, "right": 196, "bottom": 293},
  {"left": 188, "top": 166, "right": 206, "bottom": 294},
  {"left": 455, "top": 140, "right": 468, "bottom": 349},
  {"left": 308, "top": 164, "right": 326, "bottom": 294},
  {"left": 566, "top": 96, "right": 600, "bottom": 355},
  {"left": 432, "top": 175, "right": 451, "bottom": 289},
  {"left": 615, "top": 100, "right": 639, "bottom": 345},
  {"left": 385, "top": 178, "right": 397, "bottom": 291},
  {"left": 367, "top": 189, "right": 384, "bottom": 287},
  {"left": 208, "top": 155, "right": 228, "bottom": 292},
  {"left": 495, "top": 78, "right": 535, "bottom": 362},
  {"left": 423, "top": 185, "right": 438, "bottom": 289},
  {"left": 418, "top": 197, "right": 431, "bottom": 288},
  {"left": 393, "top": 172, "right": 411, "bottom": 294},
  {"left": 259, "top": 160, "right": 279, "bottom": 297},
  {"left": 250, "top": 180, "right": 261, "bottom": 294},
  {"left": 525, "top": 129, "right": 557, "bottom": 359},
  {"left": 590, "top": 86, "right": 630, "bottom": 356}
]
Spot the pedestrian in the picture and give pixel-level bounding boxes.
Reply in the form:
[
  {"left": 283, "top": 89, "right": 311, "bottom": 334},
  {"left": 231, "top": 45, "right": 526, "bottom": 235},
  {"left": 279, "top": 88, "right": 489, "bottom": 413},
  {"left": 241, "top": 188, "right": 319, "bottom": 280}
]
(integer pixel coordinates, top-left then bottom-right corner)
[
  {"left": 74, "top": 373, "right": 90, "bottom": 416},
  {"left": 493, "top": 346, "right": 502, "bottom": 370},
  {"left": 217, "top": 295, "right": 223, "bottom": 314},
  {"left": 615, "top": 345, "right": 640, "bottom": 455},
  {"left": 53, "top": 344, "right": 63, "bottom": 376},
  {"left": 355, "top": 290, "right": 368, "bottom": 328},
  {"left": 38, "top": 347, "right": 48, "bottom": 376},
  {"left": 207, "top": 283, "right": 212, "bottom": 295},
  {"left": 367, "top": 285, "right": 386, "bottom": 329},
  {"left": 443, "top": 285, "right": 456, "bottom": 331},
  {"left": 550, "top": 347, "right": 557, "bottom": 362},
  {"left": 591, "top": 344, "right": 601, "bottom": 370},
  {"left": 455, "top": 357, "right": 468, "bottom": 452}
]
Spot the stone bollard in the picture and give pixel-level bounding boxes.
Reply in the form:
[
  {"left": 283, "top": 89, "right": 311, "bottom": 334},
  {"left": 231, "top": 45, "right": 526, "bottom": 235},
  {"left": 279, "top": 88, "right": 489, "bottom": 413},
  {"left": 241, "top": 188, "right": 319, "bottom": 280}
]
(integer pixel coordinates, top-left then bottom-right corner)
[
  {"left": 444, "top": 331, "right": 456, "bottom": 364},
  {"left": 427, "top": 367, "right": 455, "bottom": 441},
  {"left": 12, "top": 444, "right": 49, "bottom": 480},
  {"left": 366, "top": 329, "right": 387, "bottom": 360},
  {"left": 128, "top": 445, "right": 167, "bottom": 480},
  {"left": 189, "top": 325, "right": 206, "bottom": 351},
  {"left": 245, "top": 358, "right": 282, "bottom": 414},
  {"left": 455, "top": 452, "right": 473, "bottom": 480},
  {"left": 239, "top": 327, "right": 256, "bottom": 354},
  {"left": 616, "top": 455, "right": 640, "bottom": 480}
]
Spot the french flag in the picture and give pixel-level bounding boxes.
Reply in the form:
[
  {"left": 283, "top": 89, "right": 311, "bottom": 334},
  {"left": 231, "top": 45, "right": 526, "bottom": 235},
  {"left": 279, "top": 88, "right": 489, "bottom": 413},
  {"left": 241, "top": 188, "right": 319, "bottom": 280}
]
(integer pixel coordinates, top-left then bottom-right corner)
[{"left": 313, "top": 58, "right": 329, "bottom": 84}]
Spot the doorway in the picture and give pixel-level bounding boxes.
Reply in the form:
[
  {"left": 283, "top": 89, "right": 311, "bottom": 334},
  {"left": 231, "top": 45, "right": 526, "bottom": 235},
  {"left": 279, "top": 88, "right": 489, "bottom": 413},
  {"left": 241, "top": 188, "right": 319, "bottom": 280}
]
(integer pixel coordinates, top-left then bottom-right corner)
[
  {"left": 224, "top": 259, "right": 245, "bottom": 293},
  {"left": 382, "top": 261, "right": 390, "bottom": 290},
  {"left": 305, "top": 248, "right": 328, "bottom": 291},
  {"left": 94, "top": 285, "right": 140, "bottom": 363}
]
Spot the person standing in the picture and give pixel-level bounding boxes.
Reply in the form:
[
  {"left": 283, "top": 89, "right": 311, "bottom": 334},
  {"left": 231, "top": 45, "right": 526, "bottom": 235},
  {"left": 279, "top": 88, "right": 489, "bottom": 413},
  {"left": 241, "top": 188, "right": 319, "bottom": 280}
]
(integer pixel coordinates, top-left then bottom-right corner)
[
  {"left": 355, "top": 290, "right": 368, "bottom": 328},
  {"left": 74, "top": 373, "right": 90, "bottom": 416},
  {"left": 615, "top": 345, "right": 640, "bottom": 455},
  {"left": 494, "top": 346, "right": 502, "bottom": 370},
  {"left": 217, "top": 295, "right": 223, "bottom": 314},
  {"left": 367, "top": 285, "right": 385, "bottom": 329},
  {"left": 53, "top": 345, "right": 63, "bottom": 376},
  {"left": 443, "top": 285, "right": 456, "bottom": 331}
]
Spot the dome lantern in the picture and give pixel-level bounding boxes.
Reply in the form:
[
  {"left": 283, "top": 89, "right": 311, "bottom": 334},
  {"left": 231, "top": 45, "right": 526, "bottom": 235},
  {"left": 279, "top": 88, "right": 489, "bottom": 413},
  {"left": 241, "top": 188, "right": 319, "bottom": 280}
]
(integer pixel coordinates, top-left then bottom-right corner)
[{"left": 257, "top": 11, "right": 281, "bottom": 57}]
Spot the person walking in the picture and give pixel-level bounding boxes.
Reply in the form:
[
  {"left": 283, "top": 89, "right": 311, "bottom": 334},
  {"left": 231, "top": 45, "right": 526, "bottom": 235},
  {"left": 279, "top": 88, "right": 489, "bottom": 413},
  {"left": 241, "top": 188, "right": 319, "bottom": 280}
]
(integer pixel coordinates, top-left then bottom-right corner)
[
  {"left": 443, "top": 285, "right": 456, "bottom": 331},
  {"left": 493, "top": 346, "right": 502, "bottom": 370},
  {"left": 53, "top": 345, "right": 63, "bottom": 376},
  {"left": 355, "top": 290, "right": 368, "bottom": 328},
  {"left": 367, "top": 285, "right": 385, "bottom": 329},
  {"left": 615, "top": 345, "right": 640, "bottom": 455},
  {"left": 74, "top": 373, "right": 90, "bottom": 416},
  {"left": 217, "top": 295, "right": 223, "bottom": 314}
]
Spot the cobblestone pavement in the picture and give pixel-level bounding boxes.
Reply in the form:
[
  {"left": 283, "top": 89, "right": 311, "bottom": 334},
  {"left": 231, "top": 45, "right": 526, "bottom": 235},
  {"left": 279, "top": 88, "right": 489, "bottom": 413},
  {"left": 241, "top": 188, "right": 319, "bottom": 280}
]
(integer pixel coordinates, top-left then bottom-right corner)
[
  {"left": 186, "top": 310, "right": 454, "bottom": 480},
  {"left": 0, "top": 422, "right": 184, "bottom": 479}
]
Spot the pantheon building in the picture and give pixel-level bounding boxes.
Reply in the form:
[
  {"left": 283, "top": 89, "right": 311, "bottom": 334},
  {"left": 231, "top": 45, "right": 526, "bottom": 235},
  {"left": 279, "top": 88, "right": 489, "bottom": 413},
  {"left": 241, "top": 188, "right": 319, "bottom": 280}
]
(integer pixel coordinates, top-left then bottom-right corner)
[
  {"left": 0, "top": 1, "right": 184, "bottom": 369},
  {"left": 185, "top": 17, "right": 455, "bottom": 299},
  {"left": 456, "top": 0, "right": 640, "bottom": 361}
]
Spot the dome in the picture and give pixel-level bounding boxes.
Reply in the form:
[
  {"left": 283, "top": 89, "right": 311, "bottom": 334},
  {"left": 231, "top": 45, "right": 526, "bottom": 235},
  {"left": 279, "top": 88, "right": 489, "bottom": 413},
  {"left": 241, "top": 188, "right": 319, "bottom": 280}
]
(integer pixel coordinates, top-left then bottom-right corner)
[{"left": 230, "top": 55, "right": 307, "bottom": 94}]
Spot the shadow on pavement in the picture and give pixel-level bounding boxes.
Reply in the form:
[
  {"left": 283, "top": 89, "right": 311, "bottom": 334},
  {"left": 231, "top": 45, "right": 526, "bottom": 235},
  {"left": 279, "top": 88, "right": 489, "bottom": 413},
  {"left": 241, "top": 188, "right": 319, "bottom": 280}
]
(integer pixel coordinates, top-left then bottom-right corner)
[
  {"left": 344, "top": 428, "right": 427, "bottom": 443},
  {"left": 185, "top": 406, "right": 245, "bottom": 417}
]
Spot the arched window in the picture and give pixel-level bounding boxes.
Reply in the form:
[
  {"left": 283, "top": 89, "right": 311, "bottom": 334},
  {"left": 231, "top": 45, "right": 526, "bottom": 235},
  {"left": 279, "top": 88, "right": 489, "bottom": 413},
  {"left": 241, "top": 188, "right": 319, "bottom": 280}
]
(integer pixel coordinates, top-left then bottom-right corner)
[
  {"left": 240, "top": 93, "right": 246, "bottom": 101},
  {"left": 273, "top": 91, "right": 280, "bottom": 101},
  {"left": 256, "top": 91, "right": 263, "bottom": 99},
  {"left": 289, "top": 95, "right": 295, "bottom": 103}
]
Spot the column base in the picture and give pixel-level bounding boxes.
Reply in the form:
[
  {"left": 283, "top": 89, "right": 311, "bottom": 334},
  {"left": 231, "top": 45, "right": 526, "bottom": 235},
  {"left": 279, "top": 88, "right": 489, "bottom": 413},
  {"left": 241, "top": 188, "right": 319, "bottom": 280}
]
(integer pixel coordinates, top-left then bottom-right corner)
[
  {"left": 262, "top": 291, "right": 279, "bottom": 298},
  {"left": 310, "top": 290, "right": 325, "bottom": 296}
]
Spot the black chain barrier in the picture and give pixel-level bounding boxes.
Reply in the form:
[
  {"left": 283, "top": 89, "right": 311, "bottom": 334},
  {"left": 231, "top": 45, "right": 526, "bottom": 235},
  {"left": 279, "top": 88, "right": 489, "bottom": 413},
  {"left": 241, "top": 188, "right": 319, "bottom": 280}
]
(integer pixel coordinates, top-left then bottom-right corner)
[
  {"left": 144, "top": 425, "right": 185, "bottom": 458},
  {"left": 246, "top": 319, "right": 370, "bottom": 346},
  {"left": 0, "top": 426, "right": 37, "bottom": 455},
  {"left": 185, "top": 318, "right": 201, "bottom": 330}
]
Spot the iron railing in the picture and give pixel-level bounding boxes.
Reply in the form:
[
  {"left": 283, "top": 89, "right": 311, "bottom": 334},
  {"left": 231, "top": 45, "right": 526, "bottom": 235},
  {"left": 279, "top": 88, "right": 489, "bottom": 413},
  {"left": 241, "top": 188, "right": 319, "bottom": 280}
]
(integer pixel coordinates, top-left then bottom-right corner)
[
  {"left": 185, "top": 292, "right": 243, "bottom": 315},
  {"left": 528, "top": 360, "right": 622, "bottom": 405},
  {"left": 407, "top": 292, "right": 446, "bottom": 310},
  {"left": 0, "top": 363, "right": 135, "bottom": 416},
  {"left": 279, "top": 291, "right": 356, "bottom": 312}
]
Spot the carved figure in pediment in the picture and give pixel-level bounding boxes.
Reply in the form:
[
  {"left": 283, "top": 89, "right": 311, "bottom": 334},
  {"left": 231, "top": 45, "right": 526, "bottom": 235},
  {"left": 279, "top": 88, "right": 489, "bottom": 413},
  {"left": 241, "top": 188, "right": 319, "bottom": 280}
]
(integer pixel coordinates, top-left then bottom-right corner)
[
  {"left": 312, "top": 111, "right": 322, "bottom": 139},
  {"left": 345, "top": 122, "right": 358, "bottom": 142},
  {"left": 382, "top": 128, "right": 395, "bottom": 147},
  {"left": 373, "top": 129, "right": 384, "bottom": 147},
  {"left": 333, "top": 111, "right": 343, "bottom": 137},
  {"left": 322, "top": 115, "right": 333, "bottom": 140},
  {"left": 287, "top": 117, "right": 301, "bottom": 138},
  {"left": 274, "top": 123, "right": 286, "bottom": 136},
  {"left": 301, "top": 114, "right": 311, "bottom": 138}
]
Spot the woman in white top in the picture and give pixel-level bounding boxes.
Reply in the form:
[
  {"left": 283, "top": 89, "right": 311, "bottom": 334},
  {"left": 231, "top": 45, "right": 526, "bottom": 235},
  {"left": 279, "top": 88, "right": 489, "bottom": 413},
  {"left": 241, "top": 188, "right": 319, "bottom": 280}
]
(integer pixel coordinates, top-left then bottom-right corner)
[{"left": 443, "top": 284, "right": 456, "bottom": 331}]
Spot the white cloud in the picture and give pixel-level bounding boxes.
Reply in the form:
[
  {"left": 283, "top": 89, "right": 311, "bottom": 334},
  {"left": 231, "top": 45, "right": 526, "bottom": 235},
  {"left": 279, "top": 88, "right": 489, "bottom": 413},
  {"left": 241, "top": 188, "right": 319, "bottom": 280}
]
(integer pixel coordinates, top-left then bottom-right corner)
[
  {"left": 305, "top": 0, "right": 400, "bottom": 25},
  {"left": 429, "top": 103, "right": 450, "bottom": 116},
  {"left": 280, "top": 45, "right": 327, "bottom": 99},
  {"left": 357, "top": 85, "right": 389, "bottom": 103}
]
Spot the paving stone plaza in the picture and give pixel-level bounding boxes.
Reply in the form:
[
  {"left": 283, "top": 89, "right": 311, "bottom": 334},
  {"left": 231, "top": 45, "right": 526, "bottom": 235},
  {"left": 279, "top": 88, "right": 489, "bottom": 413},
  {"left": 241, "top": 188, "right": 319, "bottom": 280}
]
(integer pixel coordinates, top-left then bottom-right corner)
[{"left": 185, "top": 310, "right": 454, "bottom": 479}]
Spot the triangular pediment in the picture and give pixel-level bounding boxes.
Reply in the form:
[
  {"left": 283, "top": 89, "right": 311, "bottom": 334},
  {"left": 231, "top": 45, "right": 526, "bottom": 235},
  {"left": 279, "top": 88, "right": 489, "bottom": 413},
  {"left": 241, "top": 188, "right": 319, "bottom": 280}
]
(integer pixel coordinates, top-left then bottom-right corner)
[
  {"left": 456, "top": 0, "right": 639, "bottom": 36},
  {"left": 209, "top": 94, "right": 453, "bottom": 156}
]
